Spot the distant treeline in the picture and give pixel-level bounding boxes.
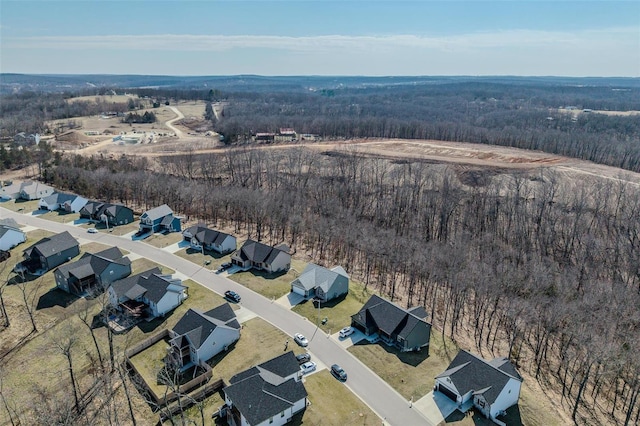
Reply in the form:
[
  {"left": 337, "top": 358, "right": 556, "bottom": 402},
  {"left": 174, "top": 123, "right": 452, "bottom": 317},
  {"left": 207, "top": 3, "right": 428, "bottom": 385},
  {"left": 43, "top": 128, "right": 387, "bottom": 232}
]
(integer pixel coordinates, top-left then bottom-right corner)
[{"left": 2, "top": 80, "right": 640, "bottom": 172}]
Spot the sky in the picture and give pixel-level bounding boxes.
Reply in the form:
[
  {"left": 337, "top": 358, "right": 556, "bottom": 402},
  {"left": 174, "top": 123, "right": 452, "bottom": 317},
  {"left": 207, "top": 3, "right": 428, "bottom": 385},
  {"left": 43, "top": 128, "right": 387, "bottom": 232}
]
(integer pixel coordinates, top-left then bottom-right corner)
[{"left": 1, "top": 0, "right": 639, "bottom": 77}]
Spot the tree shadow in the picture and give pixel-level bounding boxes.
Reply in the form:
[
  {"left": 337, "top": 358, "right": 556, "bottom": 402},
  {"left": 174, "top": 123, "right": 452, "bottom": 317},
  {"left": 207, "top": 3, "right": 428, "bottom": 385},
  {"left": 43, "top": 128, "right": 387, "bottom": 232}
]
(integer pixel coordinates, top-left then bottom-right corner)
[
  {"left": 352, "top": 339, "right": 430, "bottom": 367},
  {"left": 136, "top": 315, "right": 166, "bottom": 334},
  {"left": 36, "top": 287, "right": 78, "bottom": 310},
  {"left": 7, "top": 271, "right": 40, "bottom": 285},
  {"left": 246, "top": 268, "right": 289, "bottom": 281}
]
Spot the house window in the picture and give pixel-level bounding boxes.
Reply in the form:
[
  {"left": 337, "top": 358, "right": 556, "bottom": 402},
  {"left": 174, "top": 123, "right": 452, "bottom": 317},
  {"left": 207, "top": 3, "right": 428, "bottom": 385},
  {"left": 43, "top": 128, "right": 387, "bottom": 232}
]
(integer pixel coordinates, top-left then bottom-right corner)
[
  {"left": 281, "top": 411, "right": 285, "bottom": 417},
  {"left": 269, "top": 418, "right": 273, "bottom": 424}
]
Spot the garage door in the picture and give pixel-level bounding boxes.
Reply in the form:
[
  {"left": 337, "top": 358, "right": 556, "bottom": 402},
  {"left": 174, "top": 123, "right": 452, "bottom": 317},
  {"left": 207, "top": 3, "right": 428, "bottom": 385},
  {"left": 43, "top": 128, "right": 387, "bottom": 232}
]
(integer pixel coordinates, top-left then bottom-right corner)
[
  {"left": 291, "top": 285, "right": 305, "bottom": 296},
  {"left": 438, "top": 384, "right": 458, "bottom": 402}
]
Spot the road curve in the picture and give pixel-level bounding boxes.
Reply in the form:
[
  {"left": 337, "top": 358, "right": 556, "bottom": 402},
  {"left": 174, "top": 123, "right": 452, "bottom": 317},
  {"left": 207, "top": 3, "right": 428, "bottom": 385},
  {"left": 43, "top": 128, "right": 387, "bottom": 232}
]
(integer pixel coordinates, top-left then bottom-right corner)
[
  {"left": 0, "top": 206, "right": 432, "bottom": 426},
  {"left": 165, "top": 106, "right": 185, "bottom": 138}
]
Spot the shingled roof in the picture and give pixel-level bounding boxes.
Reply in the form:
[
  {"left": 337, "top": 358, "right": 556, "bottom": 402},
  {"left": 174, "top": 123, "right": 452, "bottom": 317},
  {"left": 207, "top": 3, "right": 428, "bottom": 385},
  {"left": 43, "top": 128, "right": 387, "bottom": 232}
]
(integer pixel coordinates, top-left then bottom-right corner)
[
  {"left": 171, "top": 304, "right": 240, "bottom": 349},
  {"left": 110, "top": 267, "right": 185, "bottom": 303},
  {"left": 185, "top": 225, "right": 232, "bottom": 246},
  {"left": 56, "top": 247, "right": 130, "bottom": 281},
  {"left": 225, "top": 351, "right": 307, "bottom": 425},
  {"left": 292, "top": 263, "right": 348, "bottom": 292},
  {"left": 235, "top": 239, "right": 289, "bottom": 263},
  {"left": 436, "top": 350, "right": 523, "bottom": 405},
  {"left": 352, "top": 294, "right": 429, "bottom": 339},
  {"left": 142, "top": 204, "right": 173, "bottom": 221},
  {"left": 24, "top": 231, "right": 78, "bottom": 258}
]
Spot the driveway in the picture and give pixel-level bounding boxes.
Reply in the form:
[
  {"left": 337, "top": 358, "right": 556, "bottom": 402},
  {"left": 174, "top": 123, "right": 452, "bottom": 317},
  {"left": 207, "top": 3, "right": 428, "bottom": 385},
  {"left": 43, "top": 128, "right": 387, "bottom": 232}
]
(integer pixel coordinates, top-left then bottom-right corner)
[
  {"left": 1, "top": 206, "right": 433, "bottom": 426},
  {"left": 414, "top": 391, "right": 458, "bottom": 425}
]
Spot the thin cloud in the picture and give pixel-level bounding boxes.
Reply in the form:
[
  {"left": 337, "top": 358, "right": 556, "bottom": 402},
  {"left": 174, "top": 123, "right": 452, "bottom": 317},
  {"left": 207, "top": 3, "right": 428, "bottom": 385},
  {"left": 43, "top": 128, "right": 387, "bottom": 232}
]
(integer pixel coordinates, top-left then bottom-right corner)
[{"left": 4, "top": 27, "right": 638, "bottom": 53}]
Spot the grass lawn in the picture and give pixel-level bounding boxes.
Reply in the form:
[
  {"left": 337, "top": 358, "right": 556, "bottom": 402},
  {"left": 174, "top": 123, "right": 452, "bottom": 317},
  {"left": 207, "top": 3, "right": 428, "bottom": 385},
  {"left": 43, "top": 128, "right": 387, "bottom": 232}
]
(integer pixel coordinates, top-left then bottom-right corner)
[
  {"left": 130, "top": 257, "right": 174, "bottom": 275},
  {"left": 128, "top": 337, "right": 170, "bottom": 397},
  {"left": 77, "top": 220, "right": 140, "bottom": 237},
  {"left": 144, "top": 232, "right": 185, "bottom": 249},
  {"left": 292, "top": 279, "right": 377, "bottom": 333},
  {"left": 349, "top": 331, "right": 459, "bottom": 401},
  {"left": 78, "top": 241, "right": 113, "bottom": 253},
  {"left": 229, "top": 258, "right": 308, "bottom": 300},
  {"left": 37, "top": 210, "right": 80, "bottom": 223},
  {"left": 174, "top": 247, "right": 230, "bottom": 272},
  {"left": 1, "top": 199, "right": 40, "bottom": 212},
  {"left": 297, "top": 370, "right": 380, "bottom": 425}
]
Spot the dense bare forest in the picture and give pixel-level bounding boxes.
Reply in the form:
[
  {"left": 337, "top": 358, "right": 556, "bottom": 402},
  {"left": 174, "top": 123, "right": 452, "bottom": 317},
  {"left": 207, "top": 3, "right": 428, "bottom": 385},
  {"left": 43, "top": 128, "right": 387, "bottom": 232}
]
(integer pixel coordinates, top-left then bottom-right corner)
[{"left": 46, "top": 146, "right": 640, "bottom": 425}]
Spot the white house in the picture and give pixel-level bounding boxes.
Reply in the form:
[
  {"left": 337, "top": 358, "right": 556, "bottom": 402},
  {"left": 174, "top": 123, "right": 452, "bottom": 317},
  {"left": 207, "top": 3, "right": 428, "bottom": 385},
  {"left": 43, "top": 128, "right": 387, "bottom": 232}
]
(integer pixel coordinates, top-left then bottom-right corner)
[
  {"left": 182, "top": 225, "right": 236, "bottom": 254},
  {"left": 38, "top": 192, "right": 88, "bottom": 213},
  {"left": 224, "top": 351, "right": 307, "bottom": 426},
  {"left": 0, "top": 181, "right": 23, "bottom": 200},
  {"left": 18, "top": 181, "right": 54, "bottom": 201},
  {"left": 0, "top": 225, "right": 26, "bottom": 251},
  {"left": 434, "top": 350, "right": 523, "bottom": 423},
  {"left": 108, "top": 268, "right": 188, "bottom": 319},
  {"left": 168, "top": 304, "right": 241, "bottom": 369}
]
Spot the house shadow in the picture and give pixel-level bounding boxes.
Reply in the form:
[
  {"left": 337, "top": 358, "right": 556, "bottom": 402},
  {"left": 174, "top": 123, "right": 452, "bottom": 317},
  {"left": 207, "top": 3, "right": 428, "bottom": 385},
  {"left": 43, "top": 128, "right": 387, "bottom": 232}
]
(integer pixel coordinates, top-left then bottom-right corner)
[
  {"left": 312, "top": 293, "right": 347, "bottom": 309},
  {"left": 444, "top": 405, "right": 522, "bottom": 426},
  {"left": 184, "top": 248, "right": 226, "bottom": 260},
  {"left": 37, "top": 288, "right": 78, "bottom": 310},
  {"left": 136, "top": 315, "right": 166, "bottom": 334},
  {"left": 31, "top": 209, "right": 47, "bottom": 216},
  {"left": 7, "top": 271, "right": 41, "bottom": 285},
  {"left": 246, "top": 268, "right": 289, "bottom": 281},
  {"left": 353, "top": 338, "right": 430, "bottom": 367}
]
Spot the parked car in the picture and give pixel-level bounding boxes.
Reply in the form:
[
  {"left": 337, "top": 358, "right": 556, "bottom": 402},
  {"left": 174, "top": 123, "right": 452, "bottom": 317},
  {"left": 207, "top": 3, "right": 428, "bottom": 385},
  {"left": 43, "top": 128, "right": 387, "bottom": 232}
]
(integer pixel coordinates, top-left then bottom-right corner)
[
  {"left": 331, "top": 364, "right": 347, "bottom": 381},
  {"left": 296, "top": 353, "right": 311, "bottom": 364},
  {"left": 294, "top": 333, "right": 308, "bottom": 347},
  {"left": 339, "top": 326, "right": 354, "bottom": 339},
  {"left": 87, "top": 228, "right": 98, "bottom": 234},
  {"left": 300, "top": 361, "right": 317, "bottom": 374},
  {"left": 224, "top": 290, "right": 241, "bottom": 303}
]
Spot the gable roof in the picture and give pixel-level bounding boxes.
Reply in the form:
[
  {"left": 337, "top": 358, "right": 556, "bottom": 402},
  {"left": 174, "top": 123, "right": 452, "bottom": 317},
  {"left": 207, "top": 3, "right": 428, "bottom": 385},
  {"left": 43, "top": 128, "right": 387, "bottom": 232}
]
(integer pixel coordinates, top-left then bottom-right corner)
[
  {"left": 142, "top": 204, "right": 173, "bottom": 221},
  {"left": 25, "top": 231, "right": 78, "bottom": 258},
  {"left": 236, "top": 239, "right": 289, "bottom": 264},
  {"left": 436, "top": 350, "right": 523, "bottom": 405},
  {"left": 110, "top": 267, "right": 186, "bottom": 303},
  {"left": 0, "top": 225, "right": 25, "bottom": 239},
  {"left": 352, "top": 295, "right": 430, "bottom": 339},
  {"left": 19, "top": 181, "right": 53, "bottom": 197},
  {"left": 185, "top": 225, "right": 232, "bottom": 246},
  {"left": 292, "top": 263, "right": 349, "bottom": 292},
  {"left": 171, "top": 304, "right": 240, "bottom": 349},
  {"left": 56, "top": 247, "right": 130, "bottom": 280},
  {"left": 41, "top": 192, "right": 77, "bottom": 206},
  {"left": 225, "top": 351, "right": 307, "bottom": 425}
]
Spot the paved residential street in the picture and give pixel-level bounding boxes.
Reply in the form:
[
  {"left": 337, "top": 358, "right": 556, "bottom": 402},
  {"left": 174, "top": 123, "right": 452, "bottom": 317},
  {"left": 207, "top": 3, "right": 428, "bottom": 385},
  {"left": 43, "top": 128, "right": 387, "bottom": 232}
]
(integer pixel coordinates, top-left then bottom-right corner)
[{"left": 1, "top": 206, "right": 433, "bottom": 426}]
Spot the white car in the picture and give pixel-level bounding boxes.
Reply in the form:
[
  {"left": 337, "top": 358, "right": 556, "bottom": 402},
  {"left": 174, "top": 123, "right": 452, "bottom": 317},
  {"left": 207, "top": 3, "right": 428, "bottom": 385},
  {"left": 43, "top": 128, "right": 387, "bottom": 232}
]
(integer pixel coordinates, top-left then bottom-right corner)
[
  {"left": 294, "top": 333, "right": 308, "bottom": 347},
  {"left": 300, "top": 361, "right": 317, "bottom": 374},
  {"left": 339, "top": 326, "right": 354, "bottom": 339},
  {"left": 87, "top": 228, "right": 98, "bottom": 234}
]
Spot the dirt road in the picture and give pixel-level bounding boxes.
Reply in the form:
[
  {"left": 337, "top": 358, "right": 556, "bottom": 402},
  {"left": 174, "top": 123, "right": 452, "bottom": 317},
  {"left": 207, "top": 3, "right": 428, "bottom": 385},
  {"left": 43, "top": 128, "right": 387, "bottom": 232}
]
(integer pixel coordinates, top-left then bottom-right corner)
[{"left": 166, "top": 106, "right": 185, "bottom": 138}]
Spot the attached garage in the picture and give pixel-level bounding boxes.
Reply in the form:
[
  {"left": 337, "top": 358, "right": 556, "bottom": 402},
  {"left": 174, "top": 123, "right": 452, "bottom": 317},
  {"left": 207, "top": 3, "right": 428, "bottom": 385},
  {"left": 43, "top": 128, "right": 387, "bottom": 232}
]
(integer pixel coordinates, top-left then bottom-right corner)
[
  {"left": 291, "top": 284, "right": 307, "bottom": 296},
  {"left": 437, "top": 383, "right": 459, "bottom": 402}
]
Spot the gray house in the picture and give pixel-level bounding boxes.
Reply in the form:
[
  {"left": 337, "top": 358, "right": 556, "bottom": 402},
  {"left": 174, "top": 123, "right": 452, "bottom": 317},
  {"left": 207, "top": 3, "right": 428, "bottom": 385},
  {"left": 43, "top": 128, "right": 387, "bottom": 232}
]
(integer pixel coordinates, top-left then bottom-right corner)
[
  {"left": 54, "top": 247, "right": 131, "bottom": 296},
  {"left": 18, "top": 231, "right": 80, "bottom": 274},
  {"left": 80, "top": 201, "right": 134, "bottom": 227},
  {"left": 290, "top": 263, "right": 349, "bottom": 302},
  {"left": 351, "top": 295, "right": 431, "bottom": 353},
  {"left": 139, "top": 204, "right": 181, "bottom": 234}
]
